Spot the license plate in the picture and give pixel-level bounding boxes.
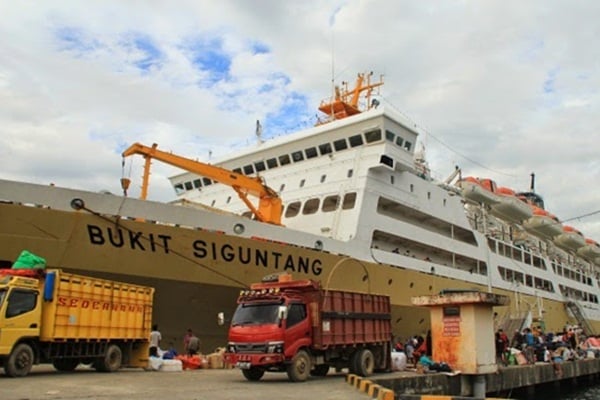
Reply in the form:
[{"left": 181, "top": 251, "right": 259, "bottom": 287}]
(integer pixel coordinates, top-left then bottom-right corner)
[{"left": 236, "top": 362, "right": 251, "bottom": 370}]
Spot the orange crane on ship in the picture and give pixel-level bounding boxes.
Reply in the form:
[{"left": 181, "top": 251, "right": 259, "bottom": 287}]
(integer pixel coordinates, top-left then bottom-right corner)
[{"left": 121, "top": 142, "right": 283, "bottom": 225}]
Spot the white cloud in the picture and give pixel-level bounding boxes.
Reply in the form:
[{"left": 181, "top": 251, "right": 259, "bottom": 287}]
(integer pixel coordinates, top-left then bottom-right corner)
[{"left": 0, "top": 0, "right": 599, "bottom": 241}]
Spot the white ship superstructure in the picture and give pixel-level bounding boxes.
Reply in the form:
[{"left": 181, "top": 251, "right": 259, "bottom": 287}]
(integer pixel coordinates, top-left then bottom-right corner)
[{"left": 168, "top": 101, "right": 600, "bottom": 332}]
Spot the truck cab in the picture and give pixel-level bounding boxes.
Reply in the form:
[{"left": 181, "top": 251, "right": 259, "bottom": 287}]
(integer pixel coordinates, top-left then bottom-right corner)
[{"left": 0, "top": 271, "right": 43, "bottom": 376}]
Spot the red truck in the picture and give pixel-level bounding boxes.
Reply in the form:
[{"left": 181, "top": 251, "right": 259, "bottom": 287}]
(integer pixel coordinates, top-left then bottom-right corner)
[{"left": 222, "top": 274, "right": 392, "bottom": 382}]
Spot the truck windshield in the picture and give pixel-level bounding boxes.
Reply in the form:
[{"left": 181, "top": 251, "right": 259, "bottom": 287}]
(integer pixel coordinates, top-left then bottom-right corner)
[{"left": 231, "top": 303, "right": 281, "bottom": 326}]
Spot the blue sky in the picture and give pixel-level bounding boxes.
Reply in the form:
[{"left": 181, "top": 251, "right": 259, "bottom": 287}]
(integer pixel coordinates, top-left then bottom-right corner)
[{"left": 0, "top": 0, "right": 598, "bottom": 239}]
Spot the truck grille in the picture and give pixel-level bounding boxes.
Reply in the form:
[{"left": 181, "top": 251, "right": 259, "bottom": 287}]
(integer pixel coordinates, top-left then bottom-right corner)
[{"left": 232, "top": 343, "right": 266, "bottom": 353}]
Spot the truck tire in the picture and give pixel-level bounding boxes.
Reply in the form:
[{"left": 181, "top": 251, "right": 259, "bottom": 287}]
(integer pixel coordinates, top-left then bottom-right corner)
[
  {"left": 6, "top": 343, "right": 34, "bottom": 377},
  {"left": 310, "top": 364, "right": 329, "bottom": 376},
  {"left": 98, "top": 345, "right": 122, "bottom": 372},
  {"left": 242, "top": 367, "right": 264, "bottom": 381},
  {"left": 286, "top": 349, "right": 311, "bottom": 382},
  {"left": 53, "top": 358, "right": 80, "bottom": 372},
  {"left": 354, "top": 348, "right": 375, "bottom": 377}
]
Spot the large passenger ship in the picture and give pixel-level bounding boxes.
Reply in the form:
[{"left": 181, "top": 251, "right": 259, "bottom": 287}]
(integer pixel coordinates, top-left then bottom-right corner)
[{"left": 1, "top": 73, "right": 598, "bottom": 351}]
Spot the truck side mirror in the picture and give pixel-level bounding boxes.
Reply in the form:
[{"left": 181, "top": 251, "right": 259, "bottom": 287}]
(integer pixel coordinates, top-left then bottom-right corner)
[
  {"left": 277, "top": 305, "right": 287, "bottom": 320},
  {"left": 217, "top": 312, "right": 225, "bottom": 326}
]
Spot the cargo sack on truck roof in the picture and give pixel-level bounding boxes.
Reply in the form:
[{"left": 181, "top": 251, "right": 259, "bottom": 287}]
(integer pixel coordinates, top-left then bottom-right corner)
[{"left": 12, "top": 250, "right": 46, "bottom": 269}]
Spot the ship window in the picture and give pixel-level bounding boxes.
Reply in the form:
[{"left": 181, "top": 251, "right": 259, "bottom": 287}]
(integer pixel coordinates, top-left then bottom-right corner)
[
  {"left": 211, "top": 200, "right": 216, "bottom": 207},
  {"left": 193, "top": 179, "right": 202, "bottom": 189},
  {"left": 390, "top": 176, "right": 395, "bottom": 184},
  {"left": 443, "top": 199, "right": 447, "bottom": 206},
  {"left": 292, "top": 151, "right": 304, "bottom": 162},
  {"left": 320, "top": 174, "right": 326, "bottom": 183},
  {"left": 302, "top": 198, "right": 320, "bottom": 215},
  {"left": 427, "top": 192, "right": 431, "bottom": 200},
  {"left": 226, "top": 196, "right": 231, "bottom": 204},
  {"left": 365, "top": 129, "right": 382, "bottom": 143},
  {"left": 410, "top": 184, "right": 414, "bottom": 192},
  {"left": 174, "top": 183, "right": 185, "bottom": 195},
  {"left": 299, "top": 179, "right": 305, "bottom": 188},
  {"left": 6, "top": 289, "right": 37, "bottom": 318},
  {"left": 279, "top": 154, "right": 291, "bottom": 166},
  {"left": 233, "top": 168, "right": 242, "bottom": 174},
  {"left": 305, "top": 147, "right": 318, "bottom": 159},
  {"left": 322, "top": 195, "right": 339, "bottom": 212},
  {"left": 380, "top": 155, "right": 394, "bottom": 168},
  {"left": 349, "top": 134, "right": 363, "bottom": 147},
  {"left": 342, "top": 192, "right": 357, "bottom": 210},
  {"left": 243, "top": 164, "right": 254, "bottom": 175},
  {"left": 395, "top": 136, "right": 404, "bottom": 147},
  {"left": 266, "top": 158, "right": 278, "bottom": 169},
  {"left": 184, "top": 181, "right": 193, "bottom": 191},
  {"left": 202, "top": 178, "right": 212, "bottom": 186},
  {"left": 319, "top": 143, "right": 332, "bottom": 155},
  {"left": 333, "top": 138, "right": 348, "bottom": 151},
  {"left": 254, "top": 161, "right": 266, "bottom": 172},
  {"left": 385, "top": 130, "right": 395, "bottom": 142},
  {"left": 347, "top": 169, "right": 353, "bottom": 178},
  {"left": 285, "top": 201, "right": 301, "bottom": 218},
  {"left": 404, "top": 141, "right": 412, "bottom": 151},
  {"left": 525, "top": 275, "right": 533, "bottom": 287},
  {"left": 280, "top": 184, "right": 285, "bottom": 192}
]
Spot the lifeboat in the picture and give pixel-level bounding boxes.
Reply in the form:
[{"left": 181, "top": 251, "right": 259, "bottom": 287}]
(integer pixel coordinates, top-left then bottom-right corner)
[
  {"left": 554, "top": 225, "right": 586, "bottom": 252},
  {"left": 523, "top": 206, "right": 563, "bottom": 239},
  {"left": 489, "top": 187, "right": 533, "bottom": 223},
  {"left": 577, "top": 238, "right": 600, "bottom": 262},
  {"left": 456, "top": 177, "right": 500, "bottom": 205}
]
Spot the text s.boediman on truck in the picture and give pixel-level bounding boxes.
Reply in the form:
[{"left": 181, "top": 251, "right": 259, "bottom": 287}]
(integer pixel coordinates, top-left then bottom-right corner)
[
  {"left": 222, "top": 273, "right": 392, "bottom": 382},
  {"left": 0, "top": 266, "right": 154, "bottom": 377}
]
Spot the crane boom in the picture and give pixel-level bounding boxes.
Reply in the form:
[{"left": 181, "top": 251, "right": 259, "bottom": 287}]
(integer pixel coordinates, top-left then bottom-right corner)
[{"left": 122, "top": 142, "right": 282, "bottom": 225}]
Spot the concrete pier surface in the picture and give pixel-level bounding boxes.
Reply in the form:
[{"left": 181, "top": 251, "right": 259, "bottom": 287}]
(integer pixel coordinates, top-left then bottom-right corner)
[
  {"left": 361, "top": 359, "right": 600, "bottom": 398},
  {"left": 0, "top": 365, "right": 369, "bottom": 400}
]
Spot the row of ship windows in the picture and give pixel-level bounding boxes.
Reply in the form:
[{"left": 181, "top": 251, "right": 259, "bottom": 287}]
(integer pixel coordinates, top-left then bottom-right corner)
[
  {"left": 239, "top": 192, "right": 357, "bottom": 219},
  {"left": 498, "top": 266, "right": 554, "bottom": 292},
  {"left": 552, "top": 262, "right": 594, "bottom": 286},
  {"left": 173, "top": 128, "right": 412, "bottom": 194},
  {"left": 559, "top": 284, "right": 599, "bottom": 304},
  {"left": 498, "top": 266, "right": 599, "bottom": 304},
  {"left": 492, "top": 240, "right": 546, "bottom": 270}
]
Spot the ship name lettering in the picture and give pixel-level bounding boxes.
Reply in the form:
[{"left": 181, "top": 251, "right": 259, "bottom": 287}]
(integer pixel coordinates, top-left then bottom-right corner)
[
  {"left": 86, "top": 224, "right": 172, "bottom": 254},
  {"left": 192, "top": 240, "right": 322, "bottom": 276}
]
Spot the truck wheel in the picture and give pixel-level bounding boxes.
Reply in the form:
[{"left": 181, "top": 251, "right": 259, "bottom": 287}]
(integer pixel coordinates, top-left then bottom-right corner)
[
  {"left": 6, "top": 343, "right": 34, "bottom": 377},
  {"left": 242, "top": 367, "right": 264, "bottom": 381},
  {"left": 354, "top": 349, "right": 375, "bottom": 377},
  {"left": 286, "top": 349, "right": 311, "bottom": 382},
  {"left": 100, "top": 345, "right": 122, "bottom": 372},
  {"left": 310, "top": 364, "right": 329, "bottom": 376},
  {"left": 53, "top": 358, "right": 80, "bottom": 372}
]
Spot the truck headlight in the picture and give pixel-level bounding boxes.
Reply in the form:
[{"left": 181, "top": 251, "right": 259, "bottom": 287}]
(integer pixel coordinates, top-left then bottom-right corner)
[
  {"left": 227, "top": 343, "right": 236, "bottom": 353},
  {"left": 266, "top": 341, "right": 284, "bottom": 353}
]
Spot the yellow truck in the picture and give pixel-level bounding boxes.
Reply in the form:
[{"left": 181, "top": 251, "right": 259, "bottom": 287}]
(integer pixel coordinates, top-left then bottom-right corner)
[{"left": 0, "top": 268, "right": 154, "bottom": 377}]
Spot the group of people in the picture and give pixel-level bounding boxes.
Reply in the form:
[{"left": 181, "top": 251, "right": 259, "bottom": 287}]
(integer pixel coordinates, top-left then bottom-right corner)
[
  {"left": 149, "top": 325, "right": 202, "bottom": 358},
  {"left": 495, "top": 324, "right": 595, "bottom": 370}
]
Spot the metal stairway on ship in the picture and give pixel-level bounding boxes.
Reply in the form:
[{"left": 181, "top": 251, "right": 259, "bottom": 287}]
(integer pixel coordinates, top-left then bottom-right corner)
[{"left": 566, "top": 301, "right": 596, "bottom": 335}]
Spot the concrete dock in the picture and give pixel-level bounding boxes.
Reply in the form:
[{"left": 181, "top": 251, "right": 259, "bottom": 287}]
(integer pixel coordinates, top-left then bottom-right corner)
[{"left": 346, "top": 358, "right": 600, "bottom": 399}]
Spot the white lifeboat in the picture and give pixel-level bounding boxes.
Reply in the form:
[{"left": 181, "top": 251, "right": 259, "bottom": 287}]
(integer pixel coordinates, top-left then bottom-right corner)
[
  {"left": 489, "top": 187, "right": 533, "bottom": 223},
  {"left": 456, "top": 177, "right": 500, "bottom": 205},
  {"left": 577, "top": 238, "right": 600, "bottom": 263},
  {"left": 523, "top": 206, "right": 563, "bottom": 239},
  {"left": 554, "top": 225, "right": 586, "bottom": 252}
]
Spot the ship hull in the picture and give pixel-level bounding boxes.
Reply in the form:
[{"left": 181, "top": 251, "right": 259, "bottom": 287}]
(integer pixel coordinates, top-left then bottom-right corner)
[{"left": 2, "top": 199, "right": 598, "bottom": 351}]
